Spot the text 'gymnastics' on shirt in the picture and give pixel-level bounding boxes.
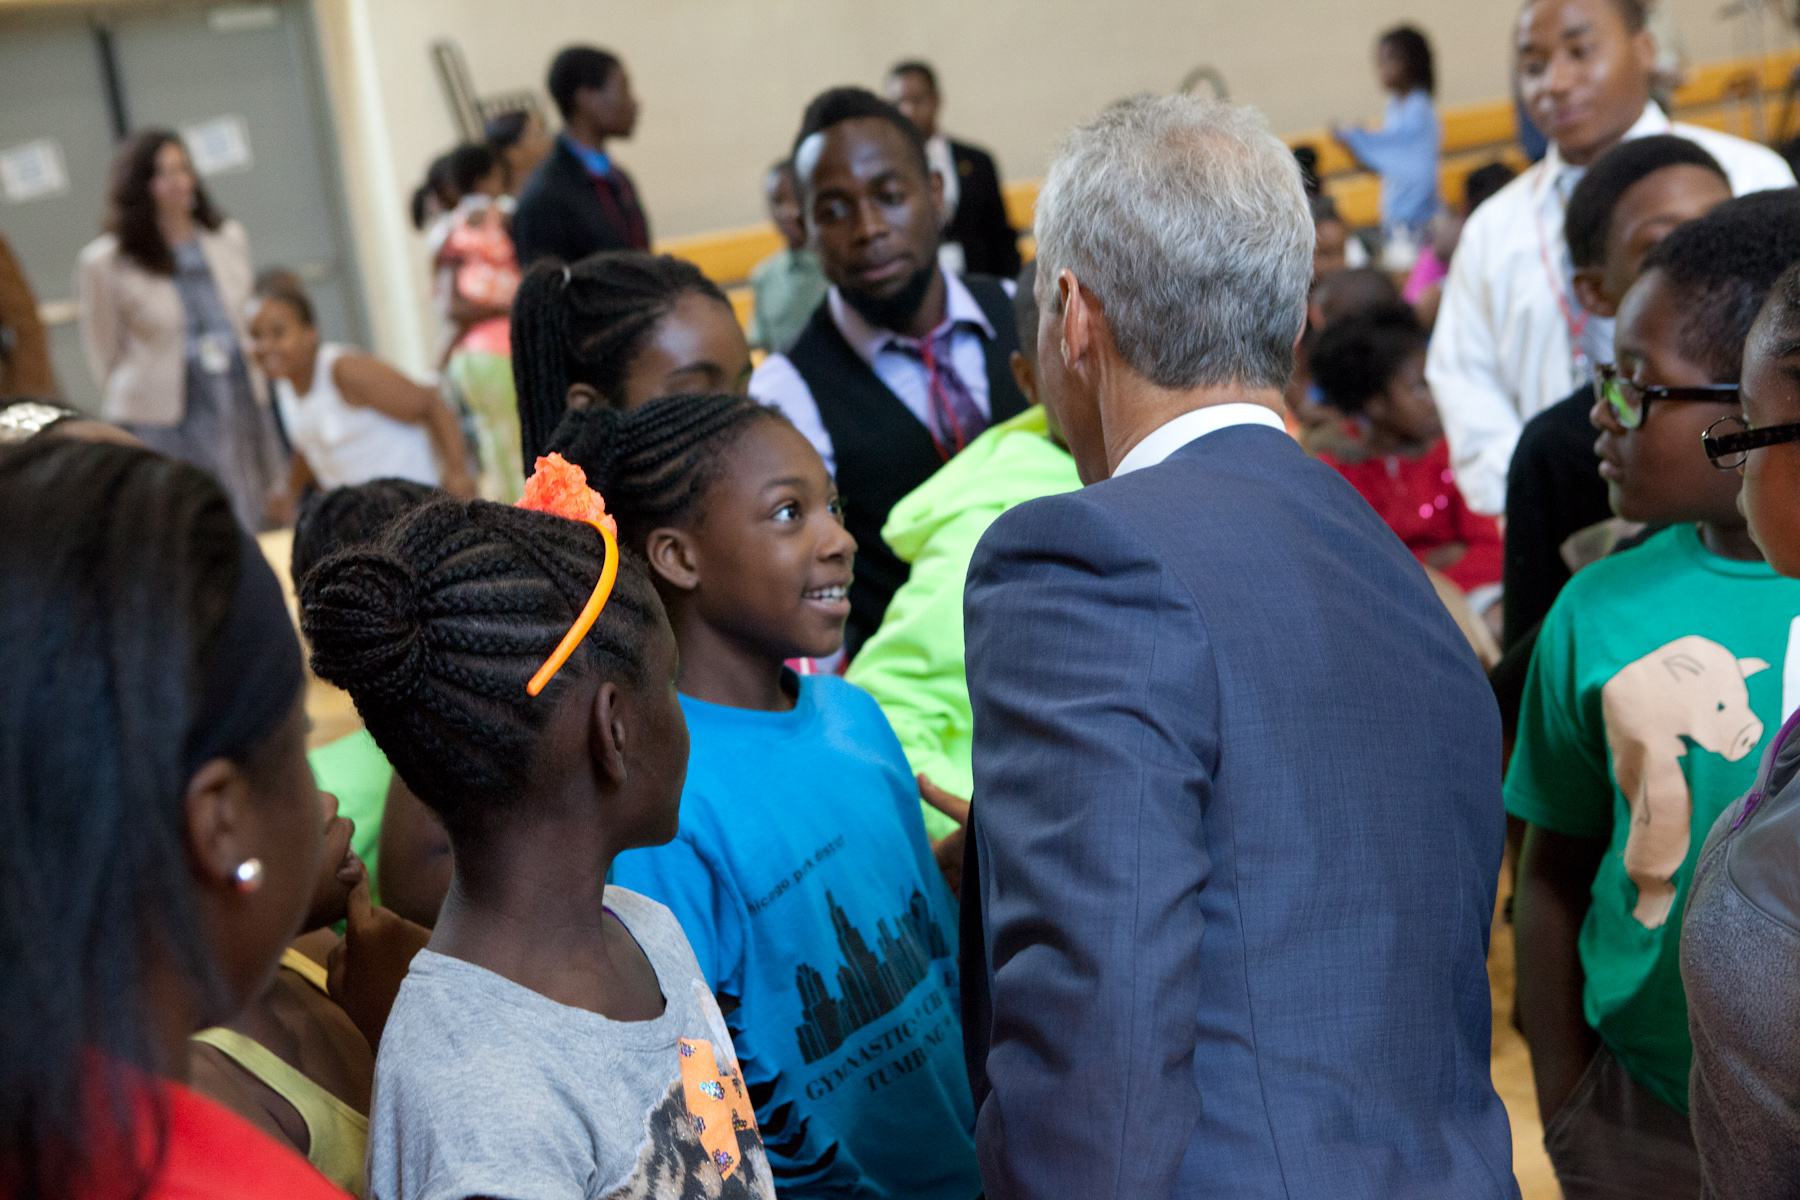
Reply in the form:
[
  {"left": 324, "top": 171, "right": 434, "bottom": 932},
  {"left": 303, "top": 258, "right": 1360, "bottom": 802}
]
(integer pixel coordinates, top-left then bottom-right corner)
[{"left": 609, "top": 672, "right": 982, "bottom": 1200}]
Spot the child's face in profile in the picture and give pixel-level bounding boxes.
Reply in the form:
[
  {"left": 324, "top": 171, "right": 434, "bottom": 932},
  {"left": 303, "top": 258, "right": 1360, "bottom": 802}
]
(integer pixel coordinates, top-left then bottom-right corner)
[
  {"left": 304, "top": 791, "right": 365, "bottom": 933},
  {"left": 1737, "top": 313, "right": 1800, "bottom": 576},
  {"left": 1369, "top": 350, "right": 1443, "bottom": 445},
  {"left": 1593, "top": 268, "right": 1746, "bottom": 526}
]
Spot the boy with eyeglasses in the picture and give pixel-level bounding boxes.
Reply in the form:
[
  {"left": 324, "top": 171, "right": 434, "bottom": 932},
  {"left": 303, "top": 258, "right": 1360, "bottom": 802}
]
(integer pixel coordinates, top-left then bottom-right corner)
[{"left": 1508, "top": 189, "right": 1800, "bottom": 1199}]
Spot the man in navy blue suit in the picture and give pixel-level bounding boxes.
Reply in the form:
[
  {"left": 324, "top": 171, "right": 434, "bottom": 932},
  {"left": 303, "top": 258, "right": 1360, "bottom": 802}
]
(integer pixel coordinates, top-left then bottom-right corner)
[{"left": 960, "top": 94, "right": 1519, "bottom": 1199}]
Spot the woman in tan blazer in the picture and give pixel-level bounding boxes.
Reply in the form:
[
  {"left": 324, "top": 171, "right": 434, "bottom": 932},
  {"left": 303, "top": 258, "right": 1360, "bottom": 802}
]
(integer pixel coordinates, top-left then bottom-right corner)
[{"left": 77, "top": 129, "right": 285, "bottom": 531}]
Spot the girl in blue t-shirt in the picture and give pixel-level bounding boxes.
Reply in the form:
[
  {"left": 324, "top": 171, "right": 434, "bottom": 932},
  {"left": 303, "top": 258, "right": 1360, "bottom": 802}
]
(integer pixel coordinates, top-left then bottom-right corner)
[{"left": 547, "top": 394, "right": 982, "bottom": 1200}]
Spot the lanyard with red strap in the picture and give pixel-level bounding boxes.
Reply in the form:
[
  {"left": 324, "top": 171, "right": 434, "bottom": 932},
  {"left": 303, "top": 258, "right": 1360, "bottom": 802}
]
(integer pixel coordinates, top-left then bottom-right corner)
[{"left": 1533, "top": 164, "right": 1590, "bottom": 374}]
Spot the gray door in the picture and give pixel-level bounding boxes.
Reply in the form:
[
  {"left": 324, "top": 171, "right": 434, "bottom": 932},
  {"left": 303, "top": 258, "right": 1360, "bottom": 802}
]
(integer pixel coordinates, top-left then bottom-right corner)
[{"left": 0, "top": 0, "right": 366, "bottom": 412}]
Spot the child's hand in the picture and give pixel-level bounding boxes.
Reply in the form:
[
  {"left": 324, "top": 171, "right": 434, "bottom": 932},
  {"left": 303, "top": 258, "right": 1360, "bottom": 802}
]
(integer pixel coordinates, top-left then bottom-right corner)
[
  {"left": 918, "top": 774, "right": 969, "bottom": 828},
  {"left": 327, "top": 875, "right": 431, "bottom": 1051},
  {"left": 919, "top": 775, "right": 970, "bottom": 901}
]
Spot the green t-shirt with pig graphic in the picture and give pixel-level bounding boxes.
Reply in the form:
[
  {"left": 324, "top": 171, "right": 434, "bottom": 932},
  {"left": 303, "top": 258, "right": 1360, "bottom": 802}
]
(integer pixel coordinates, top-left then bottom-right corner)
[{"left": 1506, "top": 523, "right": 1800, "bottom": 1112}]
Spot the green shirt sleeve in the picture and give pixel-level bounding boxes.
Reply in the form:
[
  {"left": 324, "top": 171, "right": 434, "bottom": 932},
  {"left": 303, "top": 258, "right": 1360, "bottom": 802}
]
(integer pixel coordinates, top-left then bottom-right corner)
[
  {"left": 847, "top": 509, "right": 993, "bottom": 839},
  {"left": 1504, "top": 596, "right": 1616, "bottom": 839}
]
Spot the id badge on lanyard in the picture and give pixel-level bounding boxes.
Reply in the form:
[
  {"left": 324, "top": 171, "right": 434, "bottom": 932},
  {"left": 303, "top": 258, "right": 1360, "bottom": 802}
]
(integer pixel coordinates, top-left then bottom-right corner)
[
  {"left": 197, "top": 332, "right": 234, "bottom": 376},
  {"left": 1535, "top": 170, "right": 1590, "bottom": 377}
]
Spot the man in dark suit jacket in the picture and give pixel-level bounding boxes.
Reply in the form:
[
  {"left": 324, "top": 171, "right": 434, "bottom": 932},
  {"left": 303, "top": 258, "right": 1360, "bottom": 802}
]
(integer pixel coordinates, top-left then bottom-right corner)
[
  {"left": 886, "top": 61, "right": 1021, "bottom": 279},
  {"left": 511, "top": 45, "right": 650, "bottom": 270},
  {"left": 959, "top": 94, "right": 1519, "bottom": 1199}
]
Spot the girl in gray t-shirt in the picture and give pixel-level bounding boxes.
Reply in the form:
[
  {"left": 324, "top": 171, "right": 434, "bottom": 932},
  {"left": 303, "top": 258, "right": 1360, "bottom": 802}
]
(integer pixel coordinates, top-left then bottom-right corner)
[
  {"left": 1679, "top": 263, "right": 1800, "bottom": 1198},
  {"left": 301, "top": 466, "right": 774, "bottom": 1200}
]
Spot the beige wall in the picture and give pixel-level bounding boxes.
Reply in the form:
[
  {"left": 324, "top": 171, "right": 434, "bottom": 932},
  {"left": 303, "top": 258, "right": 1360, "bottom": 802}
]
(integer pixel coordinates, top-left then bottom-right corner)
[{"left": 314, "top": 0, "right": 1800, "bottom": 371}]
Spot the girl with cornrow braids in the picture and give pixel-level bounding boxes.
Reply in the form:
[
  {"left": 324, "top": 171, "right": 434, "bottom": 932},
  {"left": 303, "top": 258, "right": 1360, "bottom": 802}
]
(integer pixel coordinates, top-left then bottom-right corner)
[
  {"left": 546, "top": 395, "right": 983, "bottom": 1200},
  {"left": 511, "top": 250, "right": 752, "bottom": 472},
  {"left": 300, "top": 491, "right": 777, "bottom": 1200}
]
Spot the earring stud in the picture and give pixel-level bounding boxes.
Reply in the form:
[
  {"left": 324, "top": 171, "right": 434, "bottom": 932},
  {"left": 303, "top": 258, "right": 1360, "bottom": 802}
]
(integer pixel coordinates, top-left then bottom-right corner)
[{"left": 232, "top": 858, "right": 264, "bottom": 893}]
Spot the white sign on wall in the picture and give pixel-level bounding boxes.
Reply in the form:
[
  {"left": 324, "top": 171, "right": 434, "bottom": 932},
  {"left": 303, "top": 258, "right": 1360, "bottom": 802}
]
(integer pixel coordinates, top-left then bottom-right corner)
[
  {"left": 182, "top": 115, "right": 254, "bottom": 177},
  {"left": 0, "top": 139, "right": 69, "bottom": 203}
]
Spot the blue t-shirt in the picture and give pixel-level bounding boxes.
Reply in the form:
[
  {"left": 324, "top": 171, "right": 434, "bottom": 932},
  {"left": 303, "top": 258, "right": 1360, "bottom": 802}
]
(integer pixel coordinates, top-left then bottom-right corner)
[{"left": 611, "top": 674, "right": 980, "bottom": 1199}]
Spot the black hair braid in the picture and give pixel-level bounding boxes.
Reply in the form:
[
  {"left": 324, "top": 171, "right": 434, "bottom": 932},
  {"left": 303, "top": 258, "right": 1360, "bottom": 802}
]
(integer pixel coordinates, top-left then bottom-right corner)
[
  {"left": 545, "top": 392, "right": 788, "bottom": 548},
  {"left": 511, "top": 252, "right": 730, "bottom": 472},
  {"left": 291, "top": 478, "right": 439, "bottom": 588},
  {"left": 300, "top": 498, "right": 659, "bottom": 839}
]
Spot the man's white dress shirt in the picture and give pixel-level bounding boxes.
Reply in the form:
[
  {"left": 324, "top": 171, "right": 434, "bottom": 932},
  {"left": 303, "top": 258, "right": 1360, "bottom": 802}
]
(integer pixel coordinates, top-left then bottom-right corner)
[
  {"left": 1425, "top": 102, "right": 1793, "bottom": 515},
  {"left": 1112, "top": 403, "right": 1289, "bottom": 477},
  {"left": 749, "top": 268, "right": 1006, "bottom": 477}
]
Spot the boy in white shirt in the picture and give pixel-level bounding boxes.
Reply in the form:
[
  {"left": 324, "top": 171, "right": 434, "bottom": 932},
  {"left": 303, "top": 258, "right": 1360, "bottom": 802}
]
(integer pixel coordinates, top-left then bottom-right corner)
[{"left": 1425, "top": 0, "right": 1792, "bottom": 516}]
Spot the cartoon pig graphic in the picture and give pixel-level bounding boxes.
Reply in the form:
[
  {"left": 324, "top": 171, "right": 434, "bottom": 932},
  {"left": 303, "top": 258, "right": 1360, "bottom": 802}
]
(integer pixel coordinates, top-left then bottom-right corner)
[{"left": 1601, "top": 635, "right": 1769, "bottom": 929}]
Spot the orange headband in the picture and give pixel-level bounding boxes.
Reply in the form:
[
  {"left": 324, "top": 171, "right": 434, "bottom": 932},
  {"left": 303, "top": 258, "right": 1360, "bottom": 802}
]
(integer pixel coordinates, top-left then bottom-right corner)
[{"left": 515, "top": 453, "right": 620, "bottom": 696}]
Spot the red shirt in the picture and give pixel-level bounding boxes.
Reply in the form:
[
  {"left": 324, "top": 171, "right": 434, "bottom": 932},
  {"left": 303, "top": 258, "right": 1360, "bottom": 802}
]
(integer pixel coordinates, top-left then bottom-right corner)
[
  {"left": 1319, "top": 437, "right": 1503, "bottom": 594},
  {"left": 74, "top": 1071, "right": 348, "bottom": 1200}
]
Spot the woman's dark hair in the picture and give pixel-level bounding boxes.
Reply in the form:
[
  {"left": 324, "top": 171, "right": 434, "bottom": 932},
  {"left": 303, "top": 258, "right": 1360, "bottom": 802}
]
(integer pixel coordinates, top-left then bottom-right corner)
[
  {"left": 409, "top": 152, "right": 458, "bottom": 232},
  {"left": 1378, "top": 25, "right": 1435, "bottom": 96},
  {"left": 1310, "top": 303, "right": 1430, "bottom": 415},
  {"left": 484, "top": 110, "right": 532, "bottom": 150},
  {"left": 1638, "top": 188, "right": 1800, "bottom": 383},
  {"left": 301, "top": 498, "right": 660, "bottom": 844},
  {"left": 510, "top": 252, "right": 730, "bottom": 469},
  {"left": 0, "top": 440, "right": 241, "bottom": 1198},
  {"left": 291, "top": 478, "right": 439, "bottom": 586},
  {"left": 252, "top": 267, "right": 315, "bottom": 327},
  {"left": 105, "top": 129, "right": 225, "bottom": 275},
  {"left": 445, "top": 142, "right": 500, "bottom": 198},
  {"left": 1757, "top": 260, "right": 1800, "bottom": 355},
  {"left": 545, "top": 393, "right": 788, "bottom": 550}
]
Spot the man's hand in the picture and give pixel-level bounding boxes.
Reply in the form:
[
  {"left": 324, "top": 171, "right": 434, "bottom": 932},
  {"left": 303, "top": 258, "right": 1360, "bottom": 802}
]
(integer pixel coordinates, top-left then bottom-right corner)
[
  {"left": 327, "top": 875, "right": 431, "bottom": 1051},
  {"left": 920, "top": 774, "right": 970, "bottom": 900}
]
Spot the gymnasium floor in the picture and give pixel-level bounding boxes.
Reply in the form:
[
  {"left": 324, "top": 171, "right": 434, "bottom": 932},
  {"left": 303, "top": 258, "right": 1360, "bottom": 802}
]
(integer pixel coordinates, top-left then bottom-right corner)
[{"left": 266, "top": 531, "right": 1562, "bottom": 1199}]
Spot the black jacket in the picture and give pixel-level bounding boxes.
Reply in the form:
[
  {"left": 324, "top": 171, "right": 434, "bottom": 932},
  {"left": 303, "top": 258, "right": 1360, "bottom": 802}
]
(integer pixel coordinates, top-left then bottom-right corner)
[
  {"left": 944, "top": 140, "right": 1021, "bottom": 279},
  {"left": 510, "top": 138, "right": 650, "bottom": 270}
]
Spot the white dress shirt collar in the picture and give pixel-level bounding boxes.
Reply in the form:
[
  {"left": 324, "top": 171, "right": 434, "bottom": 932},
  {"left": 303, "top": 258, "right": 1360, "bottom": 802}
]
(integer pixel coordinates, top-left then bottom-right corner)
[
  {"left": 1112, "top": 403, "right": 1288, "bottom": 478},
  {"left": 826, "top": 268, "right": 995, "bottom": 366},
  {"left": 1536, "top": 101, "right": 1673, "bottom": 200}
]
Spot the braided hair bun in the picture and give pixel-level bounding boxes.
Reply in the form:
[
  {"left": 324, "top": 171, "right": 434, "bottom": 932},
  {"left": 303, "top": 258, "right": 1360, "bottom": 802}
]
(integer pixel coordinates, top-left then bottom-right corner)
[
  {"left": 302, "top": 549, "right": 426, "bottom": 704},
  {"left": 544, "top": 392, "right": 789, "bottom": 548},
  {"left": 299, "top": 496, "right": 659, "bottom": 836}
]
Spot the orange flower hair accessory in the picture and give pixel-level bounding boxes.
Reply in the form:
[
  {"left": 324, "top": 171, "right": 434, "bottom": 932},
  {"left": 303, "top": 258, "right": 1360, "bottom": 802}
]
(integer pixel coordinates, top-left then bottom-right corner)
[{"left": 517, "top": 453, "right": 620, "bottom": 696}]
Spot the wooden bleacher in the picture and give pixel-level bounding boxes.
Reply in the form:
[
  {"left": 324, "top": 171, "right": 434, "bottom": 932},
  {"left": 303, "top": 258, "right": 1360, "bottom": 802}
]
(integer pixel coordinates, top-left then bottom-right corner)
[{"left": 653, "top": 47, "right": 1800, "bottom": 326}]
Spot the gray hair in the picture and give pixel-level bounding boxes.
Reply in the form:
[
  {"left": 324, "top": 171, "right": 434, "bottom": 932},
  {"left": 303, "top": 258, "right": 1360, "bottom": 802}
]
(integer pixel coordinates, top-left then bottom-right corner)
[{"left": 1034, "top": 94, "right": 1314, "bottom": 390}]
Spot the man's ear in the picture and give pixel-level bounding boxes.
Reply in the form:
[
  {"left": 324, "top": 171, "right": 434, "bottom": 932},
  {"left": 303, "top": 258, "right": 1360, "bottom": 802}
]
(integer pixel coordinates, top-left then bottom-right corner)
[
  {"left": 1009, "top": 350, "right": 1038, "bottom": 406},
  {"left": 589, "top": 680, "right": 629, "bottom": 789},
  {"left": 1572, "top": 267, "right": 1617, "bottom": 319},
  {"left": 184, "top": 758, "right": 254, "bottom": 890},
  {"left": 1058, "top": 270, "right": 1093, "bottom": 369},
  {"left": 644, "top": 526, "right": 701, "bottom": 592},
  {"left": 566, "top": 382, "right": 605, "bottom": 412},
  {"left": 928, "top": 166, "right": 947, "bottom": 231}
]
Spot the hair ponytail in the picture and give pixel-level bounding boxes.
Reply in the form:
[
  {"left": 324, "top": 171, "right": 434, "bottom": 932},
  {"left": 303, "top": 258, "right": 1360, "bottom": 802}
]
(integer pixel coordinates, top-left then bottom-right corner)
[{"left": 509, "top": 252, "right": 730, "bottom": 473}]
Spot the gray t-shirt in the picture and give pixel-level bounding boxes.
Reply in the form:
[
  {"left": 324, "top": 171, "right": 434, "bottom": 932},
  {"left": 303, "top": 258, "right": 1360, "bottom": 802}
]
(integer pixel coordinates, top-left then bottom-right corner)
[
  {"left": 1682, "top": 711, "right": 1800, "bottom": 1199},
  {"left": 367, "top": 886, "right": 776, "bottom": 1200}
]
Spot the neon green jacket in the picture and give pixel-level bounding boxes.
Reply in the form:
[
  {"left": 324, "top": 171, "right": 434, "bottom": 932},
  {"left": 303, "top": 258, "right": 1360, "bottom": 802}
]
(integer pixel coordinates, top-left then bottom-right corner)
[{"left": 846, "top": 406, "right": 1080, "bottom": 839}]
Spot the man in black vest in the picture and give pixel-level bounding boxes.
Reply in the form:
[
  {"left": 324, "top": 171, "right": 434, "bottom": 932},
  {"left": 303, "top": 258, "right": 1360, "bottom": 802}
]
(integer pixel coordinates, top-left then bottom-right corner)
[
  {"left": 885, "top": 61, "right": 1022, "bottom": 279},
  {"left": 750, "top": 87, "right": 1029, "bottom": 654},
  {"left": 511, "top": 45, "right": 650, "bottom": 270}
]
